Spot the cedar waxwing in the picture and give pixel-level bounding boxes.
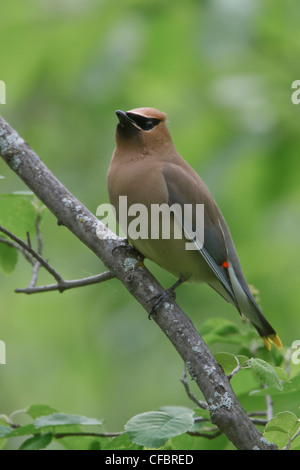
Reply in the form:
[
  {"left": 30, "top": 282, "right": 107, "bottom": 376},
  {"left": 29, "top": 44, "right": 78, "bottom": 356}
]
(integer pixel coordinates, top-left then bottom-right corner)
[{"left": 107, "top": 107, "right": 282, "bottom": 350}]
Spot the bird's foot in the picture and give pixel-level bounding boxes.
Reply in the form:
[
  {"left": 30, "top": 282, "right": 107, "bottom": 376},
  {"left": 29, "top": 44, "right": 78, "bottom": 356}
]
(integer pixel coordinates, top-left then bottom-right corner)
[{"left": 147, "top": 279, "right": 184, "bottom": 318}]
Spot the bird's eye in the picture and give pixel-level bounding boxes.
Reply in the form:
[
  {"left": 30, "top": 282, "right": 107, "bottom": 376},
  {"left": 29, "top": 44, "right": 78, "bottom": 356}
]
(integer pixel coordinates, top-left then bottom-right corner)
[
  {"left": 145, "top": 120, "right": 155, "bottom": 130},
  {"left": 126, "top": 113, "right": 161, "bottom": 131},
  {"left": 141, "top": 117, "right": 161, "bottom": 131}
]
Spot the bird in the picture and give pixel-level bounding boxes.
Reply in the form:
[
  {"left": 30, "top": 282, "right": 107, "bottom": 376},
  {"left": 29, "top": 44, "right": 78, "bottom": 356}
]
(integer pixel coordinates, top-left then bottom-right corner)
[{"left": 107, "top": 107, "right": 282, "bottom": 351}]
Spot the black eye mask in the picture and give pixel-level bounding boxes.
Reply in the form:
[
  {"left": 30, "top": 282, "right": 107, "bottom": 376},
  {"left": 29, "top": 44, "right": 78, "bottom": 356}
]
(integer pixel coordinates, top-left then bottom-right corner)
[{"left": 126, "top": 113, "right": 161, "bottom": 131}]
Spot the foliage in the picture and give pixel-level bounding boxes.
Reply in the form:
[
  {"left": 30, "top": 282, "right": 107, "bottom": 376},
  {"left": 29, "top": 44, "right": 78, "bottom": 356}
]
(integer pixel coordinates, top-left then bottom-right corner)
[
  {"left": 0, "top": 316, "right": 300, "bottom": 450},
  {"left": 0, "top": 194, "right": 300, "bottom": 450}
]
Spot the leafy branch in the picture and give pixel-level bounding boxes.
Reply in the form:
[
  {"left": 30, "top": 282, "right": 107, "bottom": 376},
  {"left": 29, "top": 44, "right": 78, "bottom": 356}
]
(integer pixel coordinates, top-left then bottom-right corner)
[{"left": 0, "top": 115, "right": 285, "bottom": 450}]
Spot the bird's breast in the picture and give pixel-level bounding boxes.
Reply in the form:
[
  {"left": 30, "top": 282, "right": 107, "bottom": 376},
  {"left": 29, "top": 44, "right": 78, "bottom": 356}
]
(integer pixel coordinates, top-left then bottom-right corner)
[{"left": 107, "top": 158, "right": 212, "bottom": 282}]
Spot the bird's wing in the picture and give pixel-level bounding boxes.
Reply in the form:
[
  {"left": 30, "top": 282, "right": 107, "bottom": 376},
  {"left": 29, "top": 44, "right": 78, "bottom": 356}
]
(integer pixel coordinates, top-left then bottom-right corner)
[{"left": 162, "top": 162, "right": 237, "bottom": 306}]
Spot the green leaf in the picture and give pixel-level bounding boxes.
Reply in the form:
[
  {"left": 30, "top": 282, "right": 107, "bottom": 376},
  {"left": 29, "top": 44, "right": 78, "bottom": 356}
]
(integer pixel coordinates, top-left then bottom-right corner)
[
  {"left": 19, "top": 432, "right": 52, "bottom": 450},
  {"left": 214, "top": 352, "right": 239, "bottom": 375},
  {"left": 0, "top": 243, "right": 18, "bottom": 274},
  {"left": 200, "top": 318, "right": 240, "bottom": 337},
  {"left": 0, "top": 194, "right": 38, "bottom": 238},
  {"left": 264, "top": 412, "right": 299, "bottom": 449},
  {"left": 34, "top": 412, "right": 103, "bottom": 429},
  {"left": 265, "top": 411, "right": 298, "bottom": 434},
  {"left": 59, "top": 434, "right": 103, "bottom": 450},
  {"left": 27, "top": 404, "right": 58, "bottom": 419},
  {"left": 0, "top": 425, "right": 12, "bottom": 438},
  {"left": 199, "top": 318, "right": 252, "bottom": 346},
  {"left": 4, "top": 424, "right": 39, "bottom": 437},
  {"left": 193, "top": 408, "right": 210, "bottom": 421},
  {"left": 236, "top": 355, "right": 250, "bottom": 366},
  {"left": 125, "top": 409, "right": 194, "bottom": 448},
  {"left": 249, "top": 373, "right": 300, "bottom": 397},
  {"left": 250, "top": 358, "right": 283, "bottom": 391},
  {"left": 274, "top": 367, "right": 290, "bottom": 383},
  {"left": 159, "top": 406, "right": 194, "bottom": 417},
  {"left": 103, "top": 433, "right": 143, "bottom": 450}
]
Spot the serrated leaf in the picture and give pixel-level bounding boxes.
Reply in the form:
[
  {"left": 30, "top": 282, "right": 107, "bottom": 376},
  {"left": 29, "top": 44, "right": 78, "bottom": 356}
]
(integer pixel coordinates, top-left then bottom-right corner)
[
  {"left": 250, "top": 358, "right": 283, "bottom": 391},
  {"left": 274, "top": 367, "right": 290, "bottom": 383},
  {"left": 249, "top": 373, "right": 300, "bottom": 397},
  {"left": 19, "top": 432, "right": 52, "bottom": 450},
  {"left": 159, "top": 406, "right": 193, "bottom": 417},
  {"left": 34, "top": 412, "right": 103, "bottom": 429},
  {"left": 125, "top": 410, "right": 194, "bottom": 448},
  {"left": 265, "top": 411, "right": 298, "bottom": 434},
  {"left": 263, "top": 429, "right": 289, "bottom": 449},
  {"left": 214, "top": 352, "right": 239, "bottom": 375},
  {"left": 264, "top": 412, "right": 299, "bottom": 449}
]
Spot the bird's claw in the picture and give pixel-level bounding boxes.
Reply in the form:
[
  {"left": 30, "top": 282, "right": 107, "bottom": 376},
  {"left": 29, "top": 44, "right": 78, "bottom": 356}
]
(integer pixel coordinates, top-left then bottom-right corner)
[{"left": 147, "top": 288, "right": 177, "bottom": 318}]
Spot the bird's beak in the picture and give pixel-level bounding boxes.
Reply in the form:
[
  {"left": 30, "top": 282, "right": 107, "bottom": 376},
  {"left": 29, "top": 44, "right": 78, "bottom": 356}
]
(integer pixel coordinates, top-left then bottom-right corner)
[{"left": 115, "top": 110, "right": 140, "bottom": 129}]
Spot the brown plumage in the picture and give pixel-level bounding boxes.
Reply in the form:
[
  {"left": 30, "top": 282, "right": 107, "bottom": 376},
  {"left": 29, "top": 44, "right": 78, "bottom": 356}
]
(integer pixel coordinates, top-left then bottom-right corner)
[{"left": 107, "top": 107, "right": 282, "bottom": 350}]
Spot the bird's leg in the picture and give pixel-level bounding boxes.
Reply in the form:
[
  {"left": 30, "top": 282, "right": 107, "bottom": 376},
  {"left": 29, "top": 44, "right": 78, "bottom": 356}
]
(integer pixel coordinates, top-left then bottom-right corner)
[{"left": 148, "top": 279, "right": 184, "bottom": 317}]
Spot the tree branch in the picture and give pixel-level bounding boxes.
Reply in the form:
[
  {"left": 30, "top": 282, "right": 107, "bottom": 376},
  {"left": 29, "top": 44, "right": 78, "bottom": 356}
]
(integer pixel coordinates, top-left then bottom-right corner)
[
  {"left": 0, "top": 115, "right": 277, "bottom": 450},
  {"left": 0, "top": 225, "right": 63, "bottom": 284},
  {"left": 15, "top": 271, "right": 115, "bottom": 294},
  {"left": 0, "top": 217, "right": 115, "bottom": 293}
]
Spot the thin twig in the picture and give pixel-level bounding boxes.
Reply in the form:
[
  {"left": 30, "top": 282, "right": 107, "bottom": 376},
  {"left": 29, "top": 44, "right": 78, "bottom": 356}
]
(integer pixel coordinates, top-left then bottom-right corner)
[
  {"left": 282, "top": 424, "right": 300, "bottom": 450},
  {"left": 54, "top": 431, "right": 122, "bottom": 439},
  {"left": 1, "top": 416, "right": 123, "bottom": 440},
  {"left": 28, "top": 211, "right": 43, "bottom": 288},
  {"left": 0, "top": 225, "right": 63, "bottom": 284},
  {"left": 36, "top": 211, "right": 43, "bottom": 255},
  {"left": 181, "top": 367, "right": 208, "bottom": 410},
  {"left": 248, "top": 411, "right": 267, "bottom": 417},
  {"left": 265, "top": 392, "right": 273, "bottom": 422},
  {"left": 250, "top": 418, "right": 268, "bottom": 426},
  {"left": 228, "top": 359, "right": 251, "bottom": 380},
  {"left": 0, "top": 235, "right": 35, "bottom": 265},
  {"left": 187, "top": 429, "right": 222, "bottom": 439},
  {"left": 15, "top": 271, "right": 115, "bottom": 294}
]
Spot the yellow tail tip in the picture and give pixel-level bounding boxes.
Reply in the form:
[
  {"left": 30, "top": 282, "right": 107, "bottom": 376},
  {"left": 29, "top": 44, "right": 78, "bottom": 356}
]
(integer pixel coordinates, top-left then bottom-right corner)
[{"left": 262, "top": 334, "right": 282, "bottom": 351}]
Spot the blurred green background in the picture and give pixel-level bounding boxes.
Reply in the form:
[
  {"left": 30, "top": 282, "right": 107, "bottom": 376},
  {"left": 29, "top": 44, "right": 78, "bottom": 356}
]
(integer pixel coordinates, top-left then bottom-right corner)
[{"left": 1, "top": 0, "right": 300, "bottom": 442}]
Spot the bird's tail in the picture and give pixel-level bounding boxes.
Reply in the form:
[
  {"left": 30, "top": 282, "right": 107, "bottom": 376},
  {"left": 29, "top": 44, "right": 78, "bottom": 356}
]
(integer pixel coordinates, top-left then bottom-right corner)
[
  {"left": 227, "top": 263, "right": 282, "bottom": 350},
  {"left": 245, "top": 295, "right": 282, "bottom": 351}
]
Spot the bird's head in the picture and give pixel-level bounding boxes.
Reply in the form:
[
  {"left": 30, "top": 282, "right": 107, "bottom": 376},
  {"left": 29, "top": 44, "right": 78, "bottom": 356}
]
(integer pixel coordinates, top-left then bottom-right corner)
[{"left": 114, "top": 107, "right": 172, "bottom": 152}]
